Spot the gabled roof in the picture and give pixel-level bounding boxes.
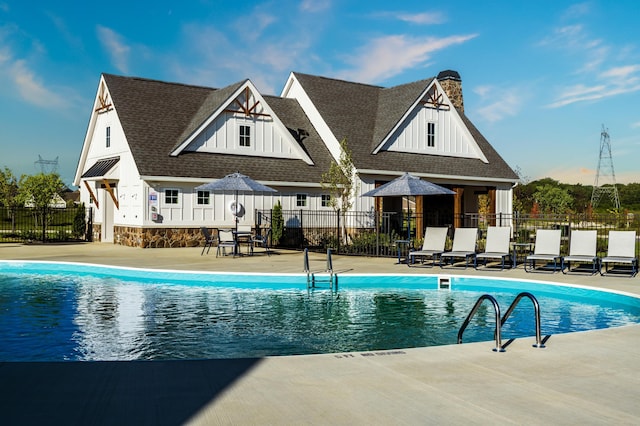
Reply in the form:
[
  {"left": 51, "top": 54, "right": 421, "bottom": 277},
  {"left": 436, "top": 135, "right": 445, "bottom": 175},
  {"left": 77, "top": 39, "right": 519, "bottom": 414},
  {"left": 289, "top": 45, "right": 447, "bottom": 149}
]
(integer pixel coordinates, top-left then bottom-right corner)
[
  {"left": 101, "top": 74, "right": 333, "bottom": 183},
  {"left": 290, "top": 72, "right": 518, "bottom": 181}
]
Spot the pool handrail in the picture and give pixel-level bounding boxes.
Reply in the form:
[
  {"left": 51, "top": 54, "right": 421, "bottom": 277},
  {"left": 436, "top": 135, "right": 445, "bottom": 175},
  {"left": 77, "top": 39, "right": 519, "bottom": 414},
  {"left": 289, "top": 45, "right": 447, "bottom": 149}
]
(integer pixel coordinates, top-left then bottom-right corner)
[
  {"left": 500, "top": 292, "right": 545, "bottom": 348},
  {"left": 457, "top": 294, "right": 504, "bottom": 352}
]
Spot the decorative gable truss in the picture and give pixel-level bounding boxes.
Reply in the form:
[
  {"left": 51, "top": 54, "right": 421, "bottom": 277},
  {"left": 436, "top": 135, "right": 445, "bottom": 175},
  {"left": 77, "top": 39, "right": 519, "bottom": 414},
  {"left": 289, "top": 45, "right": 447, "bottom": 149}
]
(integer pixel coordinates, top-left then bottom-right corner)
[
  {"left": 171, "top": 81, "right": 313, "bottom": 164},
  {"left": 74, "top": 76, "right": 121, "bottom": 210},
  {"left": 373, "top": 80, "right": 488, "bottom": 163}
]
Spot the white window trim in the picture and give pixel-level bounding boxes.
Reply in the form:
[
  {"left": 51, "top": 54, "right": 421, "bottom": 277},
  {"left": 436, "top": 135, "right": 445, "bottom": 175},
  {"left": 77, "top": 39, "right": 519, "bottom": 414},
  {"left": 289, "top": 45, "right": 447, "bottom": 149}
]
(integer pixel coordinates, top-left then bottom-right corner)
[
  {"left": 238, "top": 123, "right": 253, "bottom": 148},
  {"left": 426, "top": 121, "right": 436, "bottom": 148},
  {"left": 296, "top": 193, "right": 308, "bottom": 208},
  {"left": 196, "top": 190, "right": 210, "bottom": 205},
  {"left": 163, "top": 188, "right": 181, "bottom": 206}
]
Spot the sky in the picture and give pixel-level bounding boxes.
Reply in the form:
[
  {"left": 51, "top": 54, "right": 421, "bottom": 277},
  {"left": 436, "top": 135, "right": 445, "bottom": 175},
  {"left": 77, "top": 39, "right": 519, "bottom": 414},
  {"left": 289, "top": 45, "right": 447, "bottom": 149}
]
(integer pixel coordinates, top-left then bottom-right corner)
[{"left": 1, "top": 0, "right": 639, "bottom": 188}]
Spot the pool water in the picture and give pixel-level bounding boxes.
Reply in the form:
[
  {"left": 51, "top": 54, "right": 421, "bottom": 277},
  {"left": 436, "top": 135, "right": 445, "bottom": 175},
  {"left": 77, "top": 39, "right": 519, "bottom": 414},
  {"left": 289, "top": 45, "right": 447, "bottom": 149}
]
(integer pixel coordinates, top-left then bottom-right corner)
[{"left": 1, "top": 262, "right": 640, "bottom": 361}]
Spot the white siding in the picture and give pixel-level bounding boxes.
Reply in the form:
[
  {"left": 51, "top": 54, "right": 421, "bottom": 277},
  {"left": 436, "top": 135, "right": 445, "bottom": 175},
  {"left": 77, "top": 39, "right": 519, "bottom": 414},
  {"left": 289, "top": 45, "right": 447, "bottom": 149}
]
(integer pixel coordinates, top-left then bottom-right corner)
[{"left": 385, "top": 106, "right": 480, "bottom": 159}]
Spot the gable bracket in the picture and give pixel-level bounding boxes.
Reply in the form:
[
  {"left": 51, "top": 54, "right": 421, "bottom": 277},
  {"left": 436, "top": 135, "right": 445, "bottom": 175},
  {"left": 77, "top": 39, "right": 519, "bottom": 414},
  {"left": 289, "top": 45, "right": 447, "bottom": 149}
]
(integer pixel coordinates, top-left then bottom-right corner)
[
  {"left": 83, "top": 181, "right": 99, "bottom": 209},
  {"left": 421, "top": 89, "right": 450, "bottom": 110},
  {"left": 224, "top": 87, "right": 271, "bottom": 117},
  {"left": 103, "top": 180, "right": 119, "bottom": 209},
  {"left": 95, "top": 93, "right": 113, "bottom": 114}
]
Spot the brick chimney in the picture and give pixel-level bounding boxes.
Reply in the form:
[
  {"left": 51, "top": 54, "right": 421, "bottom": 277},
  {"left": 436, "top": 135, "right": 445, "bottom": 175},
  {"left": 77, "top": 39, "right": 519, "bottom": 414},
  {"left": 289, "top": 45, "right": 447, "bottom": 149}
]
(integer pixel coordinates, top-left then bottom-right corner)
[{"left": 437, "top": 70, "right": 464, "bottom": 113}]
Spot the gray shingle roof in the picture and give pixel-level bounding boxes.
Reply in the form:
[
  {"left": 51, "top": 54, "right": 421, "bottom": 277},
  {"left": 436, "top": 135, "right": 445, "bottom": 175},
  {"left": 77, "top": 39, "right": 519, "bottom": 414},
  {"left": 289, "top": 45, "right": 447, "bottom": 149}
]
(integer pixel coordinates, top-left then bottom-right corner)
[
  {"left": 102, "top": 74, "right": 334, "bottom": 183},
  {"left": 292, "top": 72, "right": 518, "bottom": 181},
  {"left": 101, "top": 71, "right": 517, "bottom": 186}
]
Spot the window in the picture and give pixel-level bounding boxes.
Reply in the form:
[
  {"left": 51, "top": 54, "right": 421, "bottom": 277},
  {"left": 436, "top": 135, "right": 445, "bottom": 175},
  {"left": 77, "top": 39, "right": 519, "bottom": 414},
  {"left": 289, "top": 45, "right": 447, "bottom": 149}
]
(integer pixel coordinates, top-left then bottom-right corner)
[
  {"left": 427, "top": 122, "right": 435, "bottom": 147},
  {"left": 197, "top": 190, "right": 210, "bottom": 205},
  {"left": 239, "top": 125, "right": 251, "bottom": 147},
  {"left": 106, "top": 126, "right": 111, "bottom": 148},
  {"left": 321, "top": 194, "right": 331, "bottom": 207},
  {"left": 296, "top": 193, "right": 307, "bottom": 207},
  {"left": 164, "top": 189, "right": 179, "bottom": 205}
]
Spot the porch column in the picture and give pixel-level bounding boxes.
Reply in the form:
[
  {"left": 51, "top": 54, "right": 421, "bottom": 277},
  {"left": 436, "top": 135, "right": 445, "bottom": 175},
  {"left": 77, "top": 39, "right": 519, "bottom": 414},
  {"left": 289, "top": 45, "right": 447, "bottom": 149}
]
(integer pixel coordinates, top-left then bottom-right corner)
[
  {"left": 454, "top": 187, "right": 464, "bottom": 228},
  {"left": 415, "top": 195, "right": 423, "bottom": 240},
  {"left": 488, "top": 188, "right": 496, "bottom": 225}
]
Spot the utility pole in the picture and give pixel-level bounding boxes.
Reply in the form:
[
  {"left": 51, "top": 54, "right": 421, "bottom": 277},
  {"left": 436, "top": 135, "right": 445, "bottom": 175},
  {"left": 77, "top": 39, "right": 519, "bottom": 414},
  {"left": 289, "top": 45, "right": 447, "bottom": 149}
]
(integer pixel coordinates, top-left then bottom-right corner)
[{"left": 590, "top": 125, "right": 620, "bottom": 210}]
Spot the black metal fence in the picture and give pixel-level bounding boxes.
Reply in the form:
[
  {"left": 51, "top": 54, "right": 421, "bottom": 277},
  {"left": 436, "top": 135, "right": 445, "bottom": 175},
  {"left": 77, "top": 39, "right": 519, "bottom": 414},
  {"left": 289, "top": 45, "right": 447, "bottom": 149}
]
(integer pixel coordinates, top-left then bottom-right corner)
[
  {"left": 0, "top": 207, "right": 92, "bottom": 243},
  {"left": 257, "top": 209, "right": 640, "bottom": 257}
]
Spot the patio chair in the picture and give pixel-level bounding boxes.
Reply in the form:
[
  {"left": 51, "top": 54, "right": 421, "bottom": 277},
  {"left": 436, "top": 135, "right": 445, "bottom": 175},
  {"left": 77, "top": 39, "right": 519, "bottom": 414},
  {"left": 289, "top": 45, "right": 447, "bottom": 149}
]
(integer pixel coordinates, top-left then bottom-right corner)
[
  {"left": 200, "top": 227, "right": 216, "bottom": 256},
  {"left": 600, "top": 230, "right": 638, "bottom": 277},
  {"left": 475, "top": 226, "right": 512, "bottom": 270},
  {"left": 562, "top": 230, "right": 600, "bottom": 275},
  {"left": 250, "top": 228, "right": 272, "bottom": 256},
  {"left": 524, "top": 229, "right": 562, "bottom": 273},
  {"left": 440, "top": 228, "right": 478, "bottom": 269},
  {"left": 216, "top": 229, "right": 238, "bottom": 258},
  {"left": 408, "top": 227, "right": 448, "bottom": 267}
]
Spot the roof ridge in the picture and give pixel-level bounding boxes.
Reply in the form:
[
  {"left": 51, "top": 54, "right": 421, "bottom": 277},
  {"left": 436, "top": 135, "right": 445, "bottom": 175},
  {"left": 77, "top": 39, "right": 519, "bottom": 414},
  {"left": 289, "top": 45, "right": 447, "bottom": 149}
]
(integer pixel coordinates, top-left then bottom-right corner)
[
  {"left": 102, "top": 73, "right": 218, "bottom": 91},
  {"left": 292, "top": 71, "right": 384, "bottom": 89}
]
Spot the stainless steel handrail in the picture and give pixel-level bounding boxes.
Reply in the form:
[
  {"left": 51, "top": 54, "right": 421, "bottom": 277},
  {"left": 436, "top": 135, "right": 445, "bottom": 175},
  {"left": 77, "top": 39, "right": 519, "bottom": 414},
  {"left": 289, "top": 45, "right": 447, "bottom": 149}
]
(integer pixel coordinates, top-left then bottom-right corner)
[
  {"left": 304, "top": 248, "right": 337, "bottom": 291},
  {"left": 500, "top": 292, "right": 545, "bottom": 348},
  {"left": 457, "top": 294, "right": 504, "bottom": 352}
]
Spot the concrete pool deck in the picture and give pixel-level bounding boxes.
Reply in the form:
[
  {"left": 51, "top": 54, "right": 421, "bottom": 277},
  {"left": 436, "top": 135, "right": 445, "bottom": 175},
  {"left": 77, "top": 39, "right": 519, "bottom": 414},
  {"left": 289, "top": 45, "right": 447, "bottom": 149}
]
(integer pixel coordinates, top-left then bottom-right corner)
[{"left": 1, "top": 242, "right": 640, "bottom": 425}]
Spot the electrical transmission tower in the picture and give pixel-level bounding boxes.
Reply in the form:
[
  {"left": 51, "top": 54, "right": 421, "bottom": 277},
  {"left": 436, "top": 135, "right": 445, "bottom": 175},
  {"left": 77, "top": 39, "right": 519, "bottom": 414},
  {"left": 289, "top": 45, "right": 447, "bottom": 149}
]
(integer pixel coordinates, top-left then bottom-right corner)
[
  {"left": 590, "top": 125, "right": 620, "bottom": 210},
  {"left": 34, "top": 155, "right": 59, "bottom": 174}
]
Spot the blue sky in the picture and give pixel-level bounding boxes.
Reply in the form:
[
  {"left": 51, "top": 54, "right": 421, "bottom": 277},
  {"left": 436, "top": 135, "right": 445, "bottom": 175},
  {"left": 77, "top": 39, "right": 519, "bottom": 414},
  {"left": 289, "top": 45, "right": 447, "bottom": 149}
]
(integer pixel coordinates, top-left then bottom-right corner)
[{"left": 1, "top": 0, "right": 639, "bottom": 187}]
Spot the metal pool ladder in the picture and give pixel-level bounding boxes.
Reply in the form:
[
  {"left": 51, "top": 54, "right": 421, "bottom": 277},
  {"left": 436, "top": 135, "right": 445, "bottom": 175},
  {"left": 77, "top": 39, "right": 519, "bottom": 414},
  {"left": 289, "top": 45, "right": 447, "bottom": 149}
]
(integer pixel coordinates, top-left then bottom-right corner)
[
  {"left": 304, "top": 248, "right": 337, "bottom": 291},
  {"left": 457, "top": 292, "right": 545, "bottom": 352}
]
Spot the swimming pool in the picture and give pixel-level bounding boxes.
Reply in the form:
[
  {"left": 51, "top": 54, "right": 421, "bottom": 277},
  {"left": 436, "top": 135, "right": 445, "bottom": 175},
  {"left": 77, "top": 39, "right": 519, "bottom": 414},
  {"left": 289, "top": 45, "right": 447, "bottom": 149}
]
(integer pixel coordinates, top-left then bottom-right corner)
[{"left": 2, "top": 260, "right": 640, "bottom": 361}]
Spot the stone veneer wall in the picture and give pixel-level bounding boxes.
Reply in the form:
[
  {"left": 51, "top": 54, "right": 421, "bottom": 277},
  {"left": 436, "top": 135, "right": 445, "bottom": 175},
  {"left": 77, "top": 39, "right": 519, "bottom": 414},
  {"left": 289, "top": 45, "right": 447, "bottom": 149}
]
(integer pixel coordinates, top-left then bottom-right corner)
[{"left": 113, "top": 226, "right": 206, "bottom": 248}]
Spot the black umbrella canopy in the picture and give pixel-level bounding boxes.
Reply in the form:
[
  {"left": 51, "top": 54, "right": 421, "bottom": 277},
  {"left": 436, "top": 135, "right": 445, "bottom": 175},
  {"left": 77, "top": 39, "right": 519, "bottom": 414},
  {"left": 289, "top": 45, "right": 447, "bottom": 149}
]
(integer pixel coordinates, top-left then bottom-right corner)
[
  {"left": 361, "top": 173, "right": 455, "bottom": 197},
  {"left": 195, "top": 172, "right": 277, "bottom": 193}
]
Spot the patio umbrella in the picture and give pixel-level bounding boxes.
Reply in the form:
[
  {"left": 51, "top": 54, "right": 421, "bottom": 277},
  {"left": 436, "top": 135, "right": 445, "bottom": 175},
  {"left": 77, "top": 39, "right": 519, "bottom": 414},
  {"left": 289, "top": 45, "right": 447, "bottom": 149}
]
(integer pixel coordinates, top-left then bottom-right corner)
[
  {"left": 361, "top": 172, "right": 455, "bottom": 197},
  {"left": 362, "top": 172, "right": 455, "bottom": 239},
  {"left": 195, "top": 171, "right": 277, "bottom": 232}
]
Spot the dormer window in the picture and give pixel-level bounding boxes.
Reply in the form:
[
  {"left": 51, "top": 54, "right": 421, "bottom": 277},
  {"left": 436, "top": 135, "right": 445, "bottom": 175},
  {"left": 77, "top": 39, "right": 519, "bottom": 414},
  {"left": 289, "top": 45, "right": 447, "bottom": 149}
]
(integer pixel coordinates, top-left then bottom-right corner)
[
  {"left": 427, "top": 122, "right": 435, "bottom": 148},
  {"left": 239, "top": 125, "right": 251, "bottom": 147}
]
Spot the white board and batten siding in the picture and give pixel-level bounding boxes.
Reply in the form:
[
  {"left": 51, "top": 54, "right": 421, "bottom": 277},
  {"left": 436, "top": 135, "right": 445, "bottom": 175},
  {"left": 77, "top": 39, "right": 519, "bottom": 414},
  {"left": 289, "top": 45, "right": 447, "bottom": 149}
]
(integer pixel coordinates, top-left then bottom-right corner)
[{"left": 383, "top": 105, "right": 484, "bottom": 161}]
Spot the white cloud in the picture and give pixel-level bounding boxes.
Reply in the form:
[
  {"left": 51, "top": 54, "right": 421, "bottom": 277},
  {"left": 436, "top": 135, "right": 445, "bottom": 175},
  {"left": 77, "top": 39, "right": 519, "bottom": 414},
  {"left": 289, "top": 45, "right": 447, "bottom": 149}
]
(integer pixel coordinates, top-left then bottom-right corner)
[
  {"left": 6, "top": 59, "right": 68, "bottom": 109},
  {"left": 474, "top": 85, "right": 525, "bottom": 123},
  {"left": 299, "top": 0, "right": 331, "bottom": 13},
  {"left": 547, "top": 65, "right": 640, "bottom": 108},
  {"left": 96, "top": 25, "right": 130, "bottom": 73},
  {"left": 392, "top": 12, "right": 446, "bottom": 25},
  {"left": 337, "top": 33, "right": 476, "bottom": 84}
]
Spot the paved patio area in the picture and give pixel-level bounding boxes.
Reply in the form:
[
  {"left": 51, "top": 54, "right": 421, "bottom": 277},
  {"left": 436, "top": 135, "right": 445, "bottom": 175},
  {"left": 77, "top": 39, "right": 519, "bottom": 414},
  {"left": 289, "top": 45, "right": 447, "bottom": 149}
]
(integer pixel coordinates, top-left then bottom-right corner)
[{"left": 1, "top": 242, "right": 640, "bottom": 425}]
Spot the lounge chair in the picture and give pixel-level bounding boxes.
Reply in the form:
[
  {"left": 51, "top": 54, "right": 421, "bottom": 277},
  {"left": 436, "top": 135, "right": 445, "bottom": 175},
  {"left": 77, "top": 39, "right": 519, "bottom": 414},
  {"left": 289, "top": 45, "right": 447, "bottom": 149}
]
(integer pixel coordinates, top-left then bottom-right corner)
[
  {"left": 200, "top": 226, "right": 216, "bottom": 255},
  {"left": 524, "top": 229, "right": 562, "bottom": 273},
  {"left": 600, "top": 230, "right": 638, "bottom": 277},
  {"left": 440, "top": 228, "right": 478, "bottom": 268},
  {"left": 562, "top": 230, "right": 599, "bottom": 274},
  {"left": 250, "top": 228, "right": 272, "bottom": 256},
  {"left": 475, "top": 226, "right": 512, "bottom": 270},
  {"left": 408, "top": 227, "right": 448, "bottom": 267},
  {"left": 216, "top": 229, "right": 238, "bottom": 257}
]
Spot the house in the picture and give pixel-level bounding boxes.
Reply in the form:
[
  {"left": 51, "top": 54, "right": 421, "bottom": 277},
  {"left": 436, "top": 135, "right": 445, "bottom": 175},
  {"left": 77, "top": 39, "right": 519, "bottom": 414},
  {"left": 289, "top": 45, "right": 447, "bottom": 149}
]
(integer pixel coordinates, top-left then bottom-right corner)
[{"left": 74, "top": 70, "right": 518, "bottom": 247}]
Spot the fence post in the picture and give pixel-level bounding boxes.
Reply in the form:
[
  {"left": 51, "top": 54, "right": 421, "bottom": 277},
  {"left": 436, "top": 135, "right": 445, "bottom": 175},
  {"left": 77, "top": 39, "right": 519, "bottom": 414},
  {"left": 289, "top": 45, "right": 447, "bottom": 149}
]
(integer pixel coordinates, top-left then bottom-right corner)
[
  {"left": 336, "top": 209, "right": 341, "bottom": 254},
  {"left": 375, "top": 211, "right": 379, "bottom": 257}
]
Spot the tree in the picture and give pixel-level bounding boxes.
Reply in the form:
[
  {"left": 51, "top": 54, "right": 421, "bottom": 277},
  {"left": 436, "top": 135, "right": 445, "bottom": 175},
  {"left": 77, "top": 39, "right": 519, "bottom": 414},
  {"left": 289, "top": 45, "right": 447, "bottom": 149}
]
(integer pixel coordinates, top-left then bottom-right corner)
[
  {"left": 320, "top": 138, "right": 358, "bottom": 242},
  {"left": 19, "top": 173, "right": 66, "bottom": 241},
  {"left": 0, "top": 167, "right": 21, "bottom": 207},
  {"left": 271, "top": 201, "right": 284, "bottom": 246},
  {"left": 0, "top": 167, "right": 24, "bottom": 233},
  {"left": 532, "top": 184, "right": 573, "bottom": 214},
  {"left": 19, "top": 173, "right": 65, "bottom": 209}
]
